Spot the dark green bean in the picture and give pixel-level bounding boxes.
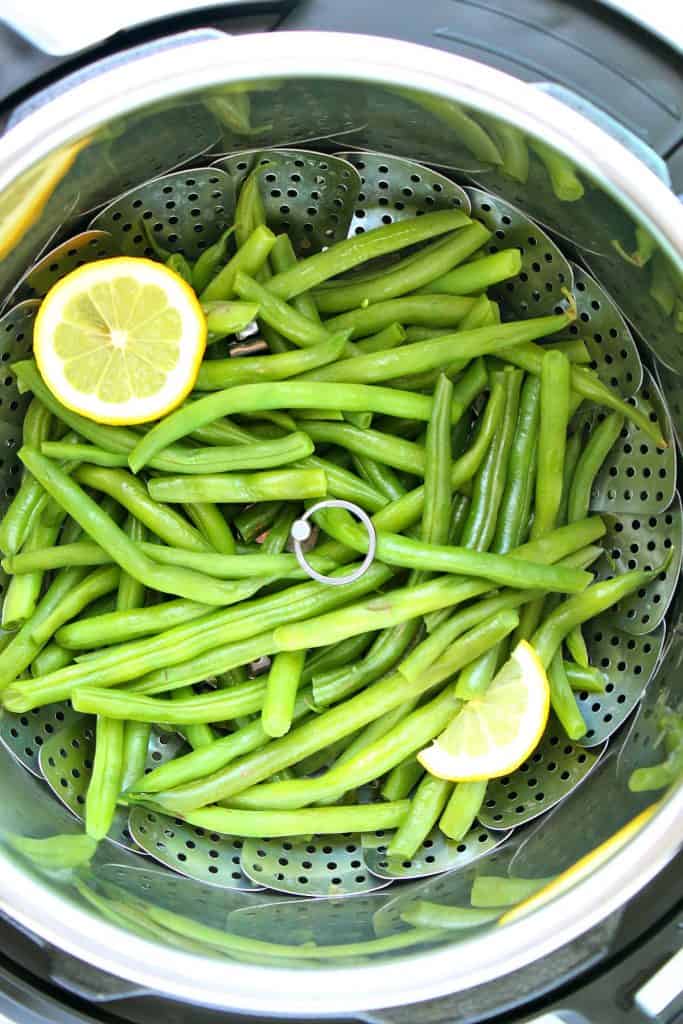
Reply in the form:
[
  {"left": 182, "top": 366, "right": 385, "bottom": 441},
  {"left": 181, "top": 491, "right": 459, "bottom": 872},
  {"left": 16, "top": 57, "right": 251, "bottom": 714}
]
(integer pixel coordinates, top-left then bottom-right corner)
[
  {"left": 548, "top": 651, "right": 586, "bottom": 740},
  {"left": 29, "top": 566, "right": 120, "bottom": 647},
  {"left": 422, "top": 374, "right": 454, "bottom": 548},
  {"left": 235, "top": 272, "right": 349, "bottom": 351},
  {"left": 2, "top": 513, "right": 64, "bottom": 629},
  {"left": 531, "top": 350, "right": 571, "bottom": 539},
  {"left": 568, "top": 412, "right": 624, "bottom": 524},
  {"left": 233, "top": 501, "right": 282, "bottom": 543},
  {"left": 312, "top": 619, "right": 421, "bottom": 707},
  {"left": 267, "top": 210, "right": 471, "bottom": 299},
  {"left": 313, "top": 223, "right": 491, "bottom": 312},
  {"left": 117, "top": 516, "right": 145, "bottom": 612},
  {"left": 192, "top": 226, "right": 236, "bottom": 294},
  {"left": 147, "top": 468, "right": 327, "bottom": 504},
  {"left": 492, "top": 374, "right": 540, "bottom": 553}
]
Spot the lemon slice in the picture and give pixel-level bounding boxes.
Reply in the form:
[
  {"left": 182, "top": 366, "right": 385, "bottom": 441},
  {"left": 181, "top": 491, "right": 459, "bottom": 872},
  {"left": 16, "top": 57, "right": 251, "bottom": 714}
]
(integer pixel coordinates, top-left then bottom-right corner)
[
  {"left": 0, "top": 141, "right": 85, "bottom": 260},
  {"left": 499, "top": 803, "right": 658, "bottom": 924},
  {"left": 418, "top": 640, "right": 550, "bottom": 781},
  {"left": 34, "top": 257, "right": 206, "bottom": 425}
]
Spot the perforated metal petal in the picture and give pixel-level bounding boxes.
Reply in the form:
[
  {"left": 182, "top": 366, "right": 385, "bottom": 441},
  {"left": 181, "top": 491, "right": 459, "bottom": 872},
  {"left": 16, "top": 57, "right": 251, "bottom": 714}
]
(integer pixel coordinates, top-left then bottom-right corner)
[
  {"left": 594, "top": 493, "right": 682, "bottom": 635},
  {"left": 88, "top": 168, "right": 235, "bottom": 261},
  {"left": 39, "top": 719, "right": 185, "bottom": 852},
  {"left": 568, "top": 264, "right": 642, "bottom": 396},
  {"left": 240, "top": 834, "right": 391, "bottom": 897},
  {"left": 215, "top": 149, "right": 361, "bottom": 255},
  {"left": 478, "top": 722, "right": 606, "bottom": 830},
  {"left": 127, "top": 807, "right": 261, "bottom": 891},
  {"left": 465, "top": 188, "right": 573, "bottom": 317},
  {"left": 362, "top": 824, "right": 511, "bottom": 880},
  {"left": 336, "top": 151, "right": 470, "bottom": 235},
  {"left": 589, "top": 372, "right": 676, "bottom": 516},
  {"left": 14, "top": 231, "right": 120, "bottom": 302},
  {"left": 577, "top": 619, "right": 665, "bottom": 746},
  {"left": 0, "top": 702, "right": 81, "bottom": 777},
  {"left": 0, "top": 300, "right": 39, "bottom": 427}
]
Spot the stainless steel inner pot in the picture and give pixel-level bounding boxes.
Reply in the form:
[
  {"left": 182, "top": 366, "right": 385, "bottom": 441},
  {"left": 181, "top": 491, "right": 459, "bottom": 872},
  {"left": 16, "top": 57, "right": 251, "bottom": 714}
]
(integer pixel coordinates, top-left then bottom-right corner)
[{"left": 0, "top": 30, "right": 680, "bottom": 1019}]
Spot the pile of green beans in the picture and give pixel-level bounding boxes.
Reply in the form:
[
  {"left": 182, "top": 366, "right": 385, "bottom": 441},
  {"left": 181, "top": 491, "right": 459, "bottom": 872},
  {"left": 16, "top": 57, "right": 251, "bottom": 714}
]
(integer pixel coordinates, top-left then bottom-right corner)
[{"left": 0, "top": 195, "right": 669, "bottom": 857}]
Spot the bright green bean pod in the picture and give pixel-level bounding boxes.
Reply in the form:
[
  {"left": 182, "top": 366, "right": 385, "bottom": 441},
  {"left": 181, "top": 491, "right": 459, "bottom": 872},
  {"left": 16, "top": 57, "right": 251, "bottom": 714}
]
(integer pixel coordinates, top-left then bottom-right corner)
[
  {"left": 196, "top": 333, "right": 347, "bottom": 390},
  {"left": 493, "top": 374, "right": 541, "bottom": 553},
  {"left": 418, "top": 249, "right": 522, "bottom": 297},
  {"left": 548, "top": 651, "right": 586, "bottom": 740},
  {"left": 2, "top": 514, "right": 64, "bottom": 629},
  {"left": 73, "top": 678, "right": 268, "bottom": 723},
  {"left": 17, "top": 449, "right": 276, "bottom": 607},
  {"left": 528, "top": 139, "right": 584, "bottom": 200},
  {"left": 129, "top": 691, "right": 312, "bottom": 794},
  {"left": 173, "top": 687, "right": 216, "bottom": 750},
  {"left": 85, "top": 716, "right": 124, "bottom": 840},
  {"left": 439, "top": 780, "right": 488, "bottom": 840},
  {"left": 235, "top": 272, "right": 343, "bottom": 350},
  {"left": 313, "top": 223, "right": 491, "bottom": 312},
  {"left": 565, "top": 625, "right": 589, "bottom": 669},
  {"left": 233, "top": 501, "right": 282, "bottom": 542},
  {"left": 544, "top": 338, "right": 591, "bottom": 363},
  {"left": 260, "top": 504, "right": 297, "bottom": 556},
  {"left": 354, "top": 323, "right": 406, "bottom": 354},
  {"left": 459, "top": 368, "right": 523, "bottom": 551},
  {"left": 200, "top": 225, "right": 277, "bottom": 302},
  {"left": 531, "top": 350, "right": 571, "bottom": 539},
  {"left": 117, "top": 516, "right": 146, "bottom": 612},
  {"left": 565, "top": 661, "right": 606, "bottom": 694},
  {"left": 192, "top": 226, "right": 237, "bottom": 294},
  {"left": 568, "top": 412, "right": 625, "bottom": 524},
  {"left": 73, "top": 466, "right": 210, "bottom": 552},
  {"left": 453, "top": 645, "right": 499, "bottom": 701},
  {"left": 31, "top": 641, "right": 72, "bottom": 676},
  {"left": 262, "top": 650, "right": 306, "bottom": 738},
  {"left": 321, "top": 295, "right": 477, "bottom": 339},
  {"left": 302, "top": 632, "right": 376, "bottom": 685},
  {"left": 180, "top": 801, "right": 410, "bottom": 838},
  {"left": 352, "top": 455, "right": 406, "bottom": 502},
  {"left": 301, "top": 420, "right": 426, "bottom": 476},
  {"left": 267, "top": 210, "right": 470, "bottom": 299},
  {"left": 120, "top": 721, "right": 152, "bottom": 792},
  {"left": 165, "top": 253, "right": 193, "bottom": 284},
  {"left": 29, "top": 566, "right": 120, "bottom": 646},
  {"left": 0, "top": 398, "right": 52, "bottom": 555},
  {"left": 382, "top": 757, "right": 424, "bottom": 802},
  {"left": 312, "top": 619, "right": 420, "bottom": 707},
  {"left": 183, "top": 502, "right": 235, "bottom": 555},
  {"left": 497, "top": 344, "right": 666, "bottom": 447},
  {"left": 203, "top": 300, "right": 260, "bottom": 341},
  {"left": 56, "top": 599, "right": 211, "bottom": 650},
  {"left": 5, "top": 562, "right": 393, "bottom": 710},
  {"left": 423, "top": 374, "right": 454, "bottom": 547},
  {"left": 147, "top": 468, "right": 327, "bottom": 504},
  {"left": 387, "top": 775, "right": 452, "bottom": 859},
  {"left": 269, "top": 234, "right": 321, "bottom": 323}
]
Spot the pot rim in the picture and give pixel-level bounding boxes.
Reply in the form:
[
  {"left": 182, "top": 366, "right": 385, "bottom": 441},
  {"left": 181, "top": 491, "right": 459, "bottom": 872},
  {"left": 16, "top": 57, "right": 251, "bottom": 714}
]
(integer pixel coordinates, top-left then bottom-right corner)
[{"left": 0, "top": 30, "right": 681, "bottom": 1016}]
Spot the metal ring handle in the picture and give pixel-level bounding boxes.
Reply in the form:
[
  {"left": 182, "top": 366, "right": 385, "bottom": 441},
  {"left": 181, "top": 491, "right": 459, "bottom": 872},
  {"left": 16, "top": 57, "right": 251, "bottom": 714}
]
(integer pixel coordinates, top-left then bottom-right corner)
[{"left": 290, "top": 499, "right": 376, "bottom": 586}]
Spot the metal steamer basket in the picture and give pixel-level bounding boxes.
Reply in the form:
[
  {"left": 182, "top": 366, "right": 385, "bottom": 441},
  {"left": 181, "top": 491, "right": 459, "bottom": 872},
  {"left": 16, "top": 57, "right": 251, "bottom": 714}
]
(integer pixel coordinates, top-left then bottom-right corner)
[{"left": 0, "top": 30, "right": 680, "bottom": 1021}]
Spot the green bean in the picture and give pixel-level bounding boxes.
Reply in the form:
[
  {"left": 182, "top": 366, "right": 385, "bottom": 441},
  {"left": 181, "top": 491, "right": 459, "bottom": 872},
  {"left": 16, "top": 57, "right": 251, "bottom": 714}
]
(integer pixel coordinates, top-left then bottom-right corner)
[
  {"left": 18, "top": 449, "right": 275, "bottom": 607},
  {"left": 439, "top": 780, "right": 487, "bottom": 840},
  {"left": 130, "top": 692, "right": 312, "bottom": 794},
  {"left": 454, "top": 646, "right": 499, "bottom": 701},
  {"left": 9, "top": 834, "right": 98, "bottom": 870},
  {"left": 313, "top": 223, "right": 491, "bottom": 313},
  {"left": 303, "top": 632, "right": 376, "bottom": 685},
  {"left": 418, "top": 249, "right": 522, "bottom": 297},
  {"left": 2, "top": 514, "right": 64, "bottom": 629},
  {"left": 568, "top": 412, "right": 624, "bottom": 524},
  {"left": 120, "top": 721, "right": 152, "bottom": 792},
  {"left": 129, "top": 382, "right": 457, "bottom": 473},
  {"left": 183, "top": 502, "right": 235, "bottom": 555},
  {"left": 312, "top": 619, "right": 421, "bottom": 707},
  {"left": 396, "top": 90, "right": 502, "bottom": 162},
  {"left": 31, "top": 641, "right": 72, "bottom": 676},
  {"left": 196, "top": 333, "right": 347, "bottom": 390},
  {"left": 29, "top": 566, "right": 120, "bottom": 647},
  {"left": 564, "top": 661, "right": 606, "bottom": 694},
  {"left": 547, "top": 650, "right": 587, "bottom": 740},
  {"left": 227, "top": 616, "right": 519, "bottom": 812},
  {"left": 233, "top": 501, "right": 282, "bottom": 543},
  {"left": 449, "top": 494, "right": 471, "bottom": 545},
  {"left": 128, "top": 630, "right": 276, "bottom": 695},
  {"left": 147, "top": 468, "right": 327, "bottom": 504},
  {"left": 302, "top": 420, "right": 426, "bottom": 476},
  {"left": 629, "top": 757, "right": 682, "bottom": 792},
  {"left": 400, "top": 902, "right": 500, "bottom": 930},
  {"left": 354, "top": 323, "right": 406, "bottom": 354},
  {"left": 323, "top": 295, "right": 477, "bottom": 339},
  {"left": 353, "top": 455, "right": 406, "bottom": 502},
  {"left": 387, "top": 775, "right": 452, "bottom": 858},
  {"left": 260, "top": 504, "right": 296, "bottom": 555},
  {"left": 5, "top": 562, "right": 393, "bottom": 710},
  {"left": 192, "top": 226, "right": 237, "bottom": 294},
  {"left": 73, "top": 678, "right": 268, "bottom": 723},
  {"left": 382, "top": 757, "right": 424, "bottom": 801},
  {"left": 529, "top": 138, "right": 584, "bottom": 201},
  {"left": 544, "top": 338, "right": 591, "bottom": 363},
  {"left": 235, "top": 272, "right": 345, "bottom": 351},
  {"left": 181, "top": 801, "right": 410, "bottom": 838},
  {"left": 557, "top": 431, "right": 583, "bottom": 529},
  {"left": 234, "top": 165, "right": 266, "bottom": 249},
  {"left": 266, "top": 210, "right": 470, "bottom": 299},
  {"left": 497, "top": 344, "right": 666, "bottom": 447},
  {"left": 492, "top": 374, "right": 540, "bottom": 553},
  {"left": 325, "top": 696, "right": 422, "bottom": 788},
  {"left": 73, "top": 466, "right": 210, "bottom": 552},
  {"left": 117, "top": 516, "right": 145, "bottom": 611},
  {"left": 423, "top": 374, "right": 454, "bottom": 549},
  {"left": 165, "top": 253, "right": 193, "bottom": 284},
  {"left": 85, "top": 716, "right": 124, "bottom": 840},
  {"left": 0, "top": 398, "right": 52, "bottom": 555},
  {"left": 56, "top": 599, "right": 211, "bottom": 650},
  {"left": 173, "top": 688, "right": 216, "bottom": 750},
  {"left": 269, "top": 234, "right": 321, "bottom": 323},
  {"left": 470, "top": 875, "right": 554, "bottom": 908},
  {"left": 139, "top": 613, "right": 514, "bottom": 813},
  {"left": 262, "top": 650, "right": 306, "bottom": 738},
  {"left": 531, "top": 350, "right": 571, "bottom": 539},
  {"left": 565, "top": 626, "right": 589, "bottom": 670},
  {"left": 40, "top": 442, "right": 128, "bottom": 468},
  {"left": 532, "top": 567, "right": 658, "bottom": 670},
  {"left": 460, "top": 369, "right": 523, "bottom": 551},
  {"left": 200, "top": 225, "right": 277, "bottom": 302},
  {"left": 303, "top": 312, "right": 570, "bottom": 383},
  {"left": 203, "top": 300, "right": 259, "bottom": 341},
  {"left": 479, "top": 116, "right": 529, "bottom": 182}
]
